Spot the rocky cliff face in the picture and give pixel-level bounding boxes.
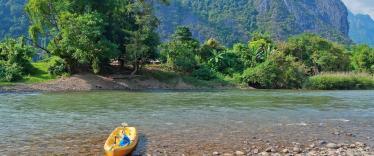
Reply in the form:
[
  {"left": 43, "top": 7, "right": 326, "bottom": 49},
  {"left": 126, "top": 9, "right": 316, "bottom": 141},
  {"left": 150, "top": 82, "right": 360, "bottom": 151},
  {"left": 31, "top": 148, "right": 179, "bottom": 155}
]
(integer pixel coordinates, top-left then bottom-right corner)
[
  {"left": 348, "top": 12, "right": 374, "bottom": 47},
  {"left": 0, "top": 0, "right": 352, "bottom": 46},
  {"left": 155, "top": 0, "right": 351, "bottom": 45}
]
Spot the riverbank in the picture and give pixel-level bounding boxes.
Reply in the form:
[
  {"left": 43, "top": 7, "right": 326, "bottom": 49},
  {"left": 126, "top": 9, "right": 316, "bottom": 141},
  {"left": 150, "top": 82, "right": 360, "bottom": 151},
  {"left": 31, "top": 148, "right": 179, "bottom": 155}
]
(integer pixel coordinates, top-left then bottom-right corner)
[{"left": 0, "top": 72, "right": 236, "bottom": 93}]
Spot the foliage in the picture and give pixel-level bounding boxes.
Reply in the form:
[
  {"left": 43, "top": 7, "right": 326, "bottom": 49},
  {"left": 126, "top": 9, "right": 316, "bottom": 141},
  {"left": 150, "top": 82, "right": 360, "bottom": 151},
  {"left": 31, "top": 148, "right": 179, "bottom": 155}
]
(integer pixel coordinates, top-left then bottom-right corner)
[
  {"left": 0, "top": 62, "right": 23, "bottom": 82},
  {"left": 351, "top": 45, "right": 374, "bottom": 73},
  {"left": 242, "top": 51, "right": 307, "bottom": 89},
  {"left": 305, "top": 72, "right": 374, "bottom": 90},
  {"left": 192, "top": 65, "right": 216, "bottom": 80},
  {"left": 160, "top": 27, "right": 200, "bottom": 72},
  {"left": 26, "top": 0, "right": 163, "bottom": 74},
  {"left": 48, "top": 57, "right": 67, "bottom": 76},
  {"left": 199, "top": 38, "right": 225, "bottom": 62},
  {"left": 54, "top": 12, "right": 118, "bottom": 73},
  {"left": 0, "top": 37, "right": 35, "bottom": 81},
  {"left": 232, "top": 33, "right": 275, "bottom": 68},
  {"left": 282, "top": 33, "right": 350, "bottom": 74},
  {"left": 155, "top": 0, "right": 350, "bottom": 46},
  {"left": 208, "top": 51, "right": 243, "bottom": 76}
]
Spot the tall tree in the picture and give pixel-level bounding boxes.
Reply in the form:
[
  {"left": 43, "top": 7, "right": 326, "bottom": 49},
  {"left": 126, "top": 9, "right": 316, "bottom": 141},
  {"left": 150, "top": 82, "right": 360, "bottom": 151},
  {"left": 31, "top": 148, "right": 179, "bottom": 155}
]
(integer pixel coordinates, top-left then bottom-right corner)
[{"left": 26, "top": 0, "right": 163, "bottom": 74}]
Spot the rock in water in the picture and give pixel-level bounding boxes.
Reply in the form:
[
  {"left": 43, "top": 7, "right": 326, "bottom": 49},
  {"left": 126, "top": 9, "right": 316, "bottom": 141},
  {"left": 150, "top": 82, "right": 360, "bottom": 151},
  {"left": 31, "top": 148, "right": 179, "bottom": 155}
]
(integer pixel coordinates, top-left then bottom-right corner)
[
  {"left": 235, "top": 151, "right": 245, "bottom": 155},
  {"left": 326, "top": 143, "right": 338, "bottom": 149},
  {"left": 282, "top": 149, "right": 289, "bottom": 153},
  {"left": 293, "top": 147, "right": 302, "bottom": 153}
]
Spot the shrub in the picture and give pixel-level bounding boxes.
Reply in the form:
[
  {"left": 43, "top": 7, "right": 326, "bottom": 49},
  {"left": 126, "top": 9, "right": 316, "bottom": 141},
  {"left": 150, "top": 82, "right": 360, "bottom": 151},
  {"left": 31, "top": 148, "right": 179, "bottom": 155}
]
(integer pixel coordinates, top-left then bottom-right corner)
[
  {"left": 208, "top": 52, "right": 244, "bottom": 75},
  {"left": 0, "top": 37, "right": 35, "bottom": 81},
  {"left": 0, "top": 62, "right": 23, "bottom": 82},
  {"left": 192, "top": 65, "right": 216, "bottom": 80},
  {"left": 242, "top": 52, "right": 307, "bottom": 89},
  {"left": 0, "top": 37, "right": 35, "bottom": 74},
  {"left": 48, "top": 57, "right": 68, "bottom": 76},
  {"left": 305, "top": 72, "right": 374, "bottom": 90},
  {"left": 351, "top": 45, "right": 374, "bottom": 73}
]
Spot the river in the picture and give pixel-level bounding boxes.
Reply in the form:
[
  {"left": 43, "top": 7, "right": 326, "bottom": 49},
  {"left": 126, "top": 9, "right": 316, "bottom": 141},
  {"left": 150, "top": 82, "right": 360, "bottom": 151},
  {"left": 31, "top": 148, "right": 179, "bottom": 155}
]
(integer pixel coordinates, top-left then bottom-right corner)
[{"left": 0, "top": 90, "right": 373, "bottom": 155}]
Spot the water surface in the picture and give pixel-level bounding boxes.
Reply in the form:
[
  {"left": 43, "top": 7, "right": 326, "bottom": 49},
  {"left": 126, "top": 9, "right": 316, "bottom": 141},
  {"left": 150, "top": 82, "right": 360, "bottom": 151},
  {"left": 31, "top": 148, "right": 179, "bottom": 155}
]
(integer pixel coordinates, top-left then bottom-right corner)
[{"left": 0, "top": 90, "right": 373, "bottom": 155}]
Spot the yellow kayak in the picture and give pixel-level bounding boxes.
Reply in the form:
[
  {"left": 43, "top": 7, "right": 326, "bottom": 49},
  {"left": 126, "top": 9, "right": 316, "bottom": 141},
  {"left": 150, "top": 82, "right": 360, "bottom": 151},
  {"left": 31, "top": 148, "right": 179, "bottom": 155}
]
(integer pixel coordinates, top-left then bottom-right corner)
[{"left": 104, "top": 125, "right": 138, "bottom": 156}]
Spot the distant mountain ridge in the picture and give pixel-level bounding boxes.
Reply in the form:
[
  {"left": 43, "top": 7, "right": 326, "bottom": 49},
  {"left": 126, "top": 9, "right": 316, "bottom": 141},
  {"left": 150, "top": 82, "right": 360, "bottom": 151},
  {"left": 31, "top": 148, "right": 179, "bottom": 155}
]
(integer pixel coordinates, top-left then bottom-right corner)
[
  {"left": 348, "top": 12, "right": 374, "bottom": 47},
  {"left": 155, "top": 0, "right": 351, "bottom": 45},
  {"left": 2, "top": 0, "right": 374, "bottom": 47}
]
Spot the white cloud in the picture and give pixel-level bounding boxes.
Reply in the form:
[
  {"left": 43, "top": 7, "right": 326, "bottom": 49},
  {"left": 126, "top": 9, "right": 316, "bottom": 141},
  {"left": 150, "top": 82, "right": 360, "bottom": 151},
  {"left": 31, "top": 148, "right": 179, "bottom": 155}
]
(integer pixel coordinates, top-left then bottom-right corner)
[{"left": 342, "top": 0, "right": 374, "bottom": 19}]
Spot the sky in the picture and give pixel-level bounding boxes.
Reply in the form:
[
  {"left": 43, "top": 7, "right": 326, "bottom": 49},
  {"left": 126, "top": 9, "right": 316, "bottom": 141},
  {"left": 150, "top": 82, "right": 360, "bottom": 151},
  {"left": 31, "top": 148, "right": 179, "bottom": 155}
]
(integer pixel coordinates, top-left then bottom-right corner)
[{"left": 342, "top": 0, "right": 374, "bottom": 19}]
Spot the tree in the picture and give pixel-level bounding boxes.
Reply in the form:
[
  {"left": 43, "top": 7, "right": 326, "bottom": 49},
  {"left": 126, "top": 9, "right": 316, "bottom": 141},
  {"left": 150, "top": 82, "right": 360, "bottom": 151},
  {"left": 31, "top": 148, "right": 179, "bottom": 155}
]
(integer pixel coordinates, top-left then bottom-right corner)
[
  {"left": 242, "top": 51, "right": 307, "bottom": 89},
  {"left": 282, "top": 33, "right": 350, "bottom": 74},
  {"left": 351, "top": 44, "right": 374, "bottom": 73},
  {"left": 208, "top": 51, "right": 243, "bottom": 76},
  {"left": 160, "top": 27, "right": 200, "bottom": 72},
  {"left": 232, "top": 33, "right": 275, "bottom": 68},
  {"left": 26, "top": 0, "right": 163, "bottom": 74},
  {"left": 199, "top": 38, "right": 225, "bottom": 62},
  {"left": 51, "top": 12, "right": 118, "bottom": 73}
]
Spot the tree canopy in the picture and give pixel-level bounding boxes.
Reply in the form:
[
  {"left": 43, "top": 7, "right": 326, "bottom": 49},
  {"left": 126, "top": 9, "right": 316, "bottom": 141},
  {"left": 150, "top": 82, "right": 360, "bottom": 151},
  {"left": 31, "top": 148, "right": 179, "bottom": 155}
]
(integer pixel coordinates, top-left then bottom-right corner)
[{"left": 26, "top": 0, "right": 163, "bottom": 73}]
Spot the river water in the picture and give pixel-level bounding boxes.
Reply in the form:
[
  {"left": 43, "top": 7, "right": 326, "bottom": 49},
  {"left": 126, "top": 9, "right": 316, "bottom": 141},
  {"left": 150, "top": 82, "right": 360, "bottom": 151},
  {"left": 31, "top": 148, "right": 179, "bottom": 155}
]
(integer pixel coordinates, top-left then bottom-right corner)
[{"left": 0, "top": 90, "right": 373, "bottom": 155}]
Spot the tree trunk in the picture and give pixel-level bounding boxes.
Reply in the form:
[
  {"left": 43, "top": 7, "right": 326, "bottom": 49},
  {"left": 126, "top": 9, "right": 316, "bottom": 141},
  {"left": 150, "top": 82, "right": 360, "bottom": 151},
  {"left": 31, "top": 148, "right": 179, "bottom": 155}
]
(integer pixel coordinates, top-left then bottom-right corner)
[{"left": 130, "top": 62, "right": 138, "bottom": 79}]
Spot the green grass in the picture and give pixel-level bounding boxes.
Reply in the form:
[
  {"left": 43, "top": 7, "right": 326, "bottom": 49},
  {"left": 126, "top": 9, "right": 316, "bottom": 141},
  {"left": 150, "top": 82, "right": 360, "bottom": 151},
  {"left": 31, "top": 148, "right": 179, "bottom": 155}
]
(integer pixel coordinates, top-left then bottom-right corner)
[
  {"left": 20, "top": 61, "right": 56, "bottom": 84},
  {"left": 305, "top": 72, "right": 374, "bottom": 90}
]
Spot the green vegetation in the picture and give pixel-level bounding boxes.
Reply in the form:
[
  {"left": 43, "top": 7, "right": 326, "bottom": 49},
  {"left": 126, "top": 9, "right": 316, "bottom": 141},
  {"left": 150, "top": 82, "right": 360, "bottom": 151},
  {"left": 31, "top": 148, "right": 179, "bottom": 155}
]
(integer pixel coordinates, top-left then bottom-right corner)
[
  {"left": 351, "top": 45, "right": 374, "bottom": 73},
  {"left": 20, "top": 61, "right": 56, "bottom": 84},
  {"left": 0, "top": 37, "right": 34, "bottom": 82},
  {"left": 26, "top": 0, "right": 165, "bottom": 74},
  {"left": 305, "top": 72, "right": 374, "bottom": 90},
  {"left": 0, "top": 1, "right": 373, "bottom": 90},
  {"left": 242, "top": 52, "right": 307, "bottom": 89},
  {"left": 155, "top": 0, "right": 351, "bottom": 46}
]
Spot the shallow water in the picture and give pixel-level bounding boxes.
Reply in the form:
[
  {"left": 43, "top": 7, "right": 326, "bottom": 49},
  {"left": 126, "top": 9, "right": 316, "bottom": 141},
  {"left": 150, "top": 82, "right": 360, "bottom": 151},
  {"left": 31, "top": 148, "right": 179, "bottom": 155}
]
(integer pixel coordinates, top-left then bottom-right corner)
[{"left": 0, "top": 90, "right": 373, "bottom": 155}]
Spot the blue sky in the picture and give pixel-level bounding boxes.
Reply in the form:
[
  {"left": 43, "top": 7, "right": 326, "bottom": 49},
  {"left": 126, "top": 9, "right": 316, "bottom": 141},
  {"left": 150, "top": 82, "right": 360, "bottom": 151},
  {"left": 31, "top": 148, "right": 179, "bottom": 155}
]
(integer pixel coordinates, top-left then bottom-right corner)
[{"left": 342, "top": 0, "right": 374, "bottom": 19}]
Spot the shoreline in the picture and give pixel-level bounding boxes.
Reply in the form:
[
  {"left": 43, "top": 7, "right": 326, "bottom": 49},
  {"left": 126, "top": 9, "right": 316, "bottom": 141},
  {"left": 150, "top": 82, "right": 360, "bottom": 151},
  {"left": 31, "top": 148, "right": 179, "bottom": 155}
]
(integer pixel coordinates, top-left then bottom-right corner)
[{"left": 0, "top": 73, "right": 239, "bottom": 93}]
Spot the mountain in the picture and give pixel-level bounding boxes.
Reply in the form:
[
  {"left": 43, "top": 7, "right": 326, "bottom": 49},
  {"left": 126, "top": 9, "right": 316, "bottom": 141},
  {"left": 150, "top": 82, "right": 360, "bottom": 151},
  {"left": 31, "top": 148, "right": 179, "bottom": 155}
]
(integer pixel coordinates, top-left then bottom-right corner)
[
  {"left": 0, "top": 0, "right": 28, "bottom": 39},
  {"left": 348, "top": 12, "right": 374, "bottom": 47},
  {"left": 155, "top": 0, "right": 351, "bottom": 45},
  {"left": 0, "top": 0, "right": 352, "bottom": 46}
]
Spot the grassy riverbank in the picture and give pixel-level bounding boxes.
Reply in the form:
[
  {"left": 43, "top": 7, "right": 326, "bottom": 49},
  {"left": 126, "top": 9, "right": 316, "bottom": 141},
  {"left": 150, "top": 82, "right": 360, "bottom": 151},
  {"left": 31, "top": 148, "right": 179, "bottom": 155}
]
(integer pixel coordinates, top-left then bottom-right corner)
[
  {"left": 305, "top": 72, "right": 374, "bottom": 90},
  {"left": 0, "top": 61, "right": 56, "bottom": 86}
]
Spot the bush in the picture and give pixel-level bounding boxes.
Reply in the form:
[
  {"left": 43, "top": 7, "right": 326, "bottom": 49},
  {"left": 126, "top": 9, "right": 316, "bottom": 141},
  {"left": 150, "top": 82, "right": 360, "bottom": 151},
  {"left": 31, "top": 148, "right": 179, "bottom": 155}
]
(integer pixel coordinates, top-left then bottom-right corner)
[
  {"left": 192, "top": 65, "right": 216, "bottom": 80},
  {"left": 208, "top": 52, "right": 244, "bottom": 76},
  {"left": 283, "top": 33, "right": 351, "bottom": 73},
  {"left": 48, "top": 57, "right": 68, "bottom": 76},
  {"left": 305, "top": 72, "right": 374, "bottom": 90},
  {"left": 0, "top": 37, "right": 35, "bottom": 81},
  {"left": 351, "top": 45, "right": 374, "bottom": 73},
  {"left": 242, "top": 52, "right": 307, "bottom": 89},
  {"left": 0, "top": 62, "right": 23, "bottom": 82}
]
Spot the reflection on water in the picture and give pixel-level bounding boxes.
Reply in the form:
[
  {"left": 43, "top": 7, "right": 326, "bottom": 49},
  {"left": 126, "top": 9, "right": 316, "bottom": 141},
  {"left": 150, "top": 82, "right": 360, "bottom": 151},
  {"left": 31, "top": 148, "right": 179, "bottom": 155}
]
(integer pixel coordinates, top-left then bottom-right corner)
[{"left": 0, "top": 90, "right": 373, "bottom": 155}]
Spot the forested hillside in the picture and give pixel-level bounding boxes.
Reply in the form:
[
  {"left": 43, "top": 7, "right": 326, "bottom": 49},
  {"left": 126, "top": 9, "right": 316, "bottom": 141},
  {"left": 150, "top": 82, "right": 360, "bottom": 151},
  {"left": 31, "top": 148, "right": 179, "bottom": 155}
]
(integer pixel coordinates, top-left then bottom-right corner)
[
  {"left": 155, "top": 0, "right": 351, "bottom": 45},
  {"left": 0, "top": 0, "right": 28, "bottom": 39},
  {"left": 349, "top": 12, "right": 374, "bottom": 47}
]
